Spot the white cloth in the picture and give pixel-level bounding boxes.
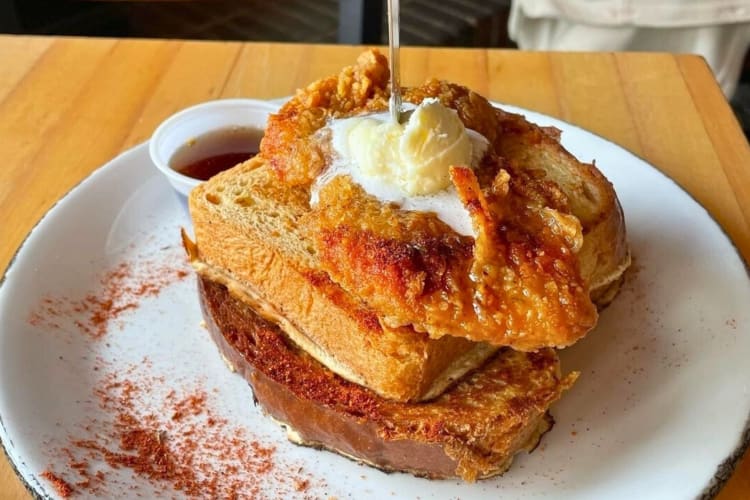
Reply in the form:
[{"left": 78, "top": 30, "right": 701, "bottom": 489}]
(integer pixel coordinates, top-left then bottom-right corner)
[{"left": 509, "top": 0, "right": 750, "bottom": 96}]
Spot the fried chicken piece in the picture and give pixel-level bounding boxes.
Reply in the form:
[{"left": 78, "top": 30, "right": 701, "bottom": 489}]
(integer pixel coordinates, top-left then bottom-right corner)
[
  {"left": 262, "top": 49, "right": 598, "bottom": 350},
  {"left": 261, "top": 50, "right": 390, "bottom": 185}
]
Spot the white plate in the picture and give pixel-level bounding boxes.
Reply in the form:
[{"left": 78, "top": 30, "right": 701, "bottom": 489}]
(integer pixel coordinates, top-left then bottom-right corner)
[{"left": 1, "top": 103, "right": 749, "bottom": 500}]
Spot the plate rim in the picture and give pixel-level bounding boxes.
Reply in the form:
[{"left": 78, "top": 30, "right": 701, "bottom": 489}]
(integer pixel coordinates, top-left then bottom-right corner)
[
  {"left": 0, "top": 100, "right": 748, "bottom": 500},
  {"left": 497, "top": 102, "right": 750, "bottom": 500},
  {"left": 0, "top": 145, "right": 154, "bottom": 500}
]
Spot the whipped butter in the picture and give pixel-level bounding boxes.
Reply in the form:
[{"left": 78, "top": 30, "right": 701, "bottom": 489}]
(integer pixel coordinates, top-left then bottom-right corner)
[{"left": 311, "top": 98, "right": 489, "bottom": 237}]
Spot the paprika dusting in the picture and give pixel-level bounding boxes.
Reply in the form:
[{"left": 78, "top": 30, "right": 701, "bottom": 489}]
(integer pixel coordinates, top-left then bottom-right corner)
[
  {"left": 35, "top": 247, "right": 326, "bottom": 498},
  {"left": 48, "top": 365, "right": 317, "bottom": 498},
  {"left": 41, "top": 470, "right": 74, "bottom": 498},
  {"left": 28, "top": 247, "right": 190, "bottom": 339}
]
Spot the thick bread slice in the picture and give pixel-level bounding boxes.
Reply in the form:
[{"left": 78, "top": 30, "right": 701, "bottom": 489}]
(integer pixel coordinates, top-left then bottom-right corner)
[
  {"left": 188, "top": 162, "right": 499, "bottom": 403},
  {"left": 198, "top": 276, "right": 576, "bottom": 482}
]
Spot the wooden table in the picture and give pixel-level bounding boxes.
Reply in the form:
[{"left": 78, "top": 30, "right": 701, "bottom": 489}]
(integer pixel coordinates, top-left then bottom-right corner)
[{"left": 1, "top": 35, "right": 748, "bottom": 498}]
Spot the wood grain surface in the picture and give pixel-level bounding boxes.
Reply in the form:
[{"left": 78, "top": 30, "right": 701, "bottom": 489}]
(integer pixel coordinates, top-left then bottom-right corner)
[{"left": 0, "top": 35, "right": 748, "bottom": 499}]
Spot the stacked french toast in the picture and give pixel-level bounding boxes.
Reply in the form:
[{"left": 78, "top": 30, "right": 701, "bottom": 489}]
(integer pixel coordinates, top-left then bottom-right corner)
[{"left": 185, "top": 50, "right": 630, "bottom": 481}]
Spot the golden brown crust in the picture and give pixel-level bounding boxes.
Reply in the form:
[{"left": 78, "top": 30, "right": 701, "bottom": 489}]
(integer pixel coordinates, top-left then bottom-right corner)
[
  {"left": 198, "top": 276, "right": 575, "bottom": 481},
  {"left": 260, "top": 50, "right": 390, "bottom": 185},
  {"left": 312, "top": 172, "right": 596, "bottom": 350},
  {"left": 262, "top": 49, "right": 599, "bottom": 350}
]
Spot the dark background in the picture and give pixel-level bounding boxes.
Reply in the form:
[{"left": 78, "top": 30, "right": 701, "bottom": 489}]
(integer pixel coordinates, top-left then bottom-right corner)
[{"left": 0, "top": 0, "right": 514, "bottom": 46}]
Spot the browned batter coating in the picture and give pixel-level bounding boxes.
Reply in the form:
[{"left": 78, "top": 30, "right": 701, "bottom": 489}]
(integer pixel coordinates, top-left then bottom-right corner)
[{"left": 259, "top": 50, "right": 597, "bottom": 350}]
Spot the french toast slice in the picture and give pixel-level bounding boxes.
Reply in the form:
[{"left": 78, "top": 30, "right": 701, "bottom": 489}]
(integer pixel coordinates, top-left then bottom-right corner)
[
  {"left": 197, "top": 275, "right": 576, "bottom": 482},
  {"left": 187, "top": 167, "right": 497, "bottom": 403}
]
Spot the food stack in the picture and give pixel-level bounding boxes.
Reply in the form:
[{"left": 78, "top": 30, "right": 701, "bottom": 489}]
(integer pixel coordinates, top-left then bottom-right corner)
[{"left": 184, "top": 50, "right": 630, "bottom": 481}]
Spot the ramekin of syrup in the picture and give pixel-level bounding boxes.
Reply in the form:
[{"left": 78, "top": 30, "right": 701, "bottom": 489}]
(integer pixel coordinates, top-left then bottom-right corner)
[
  {"left": 170, "top": 126, "right": 263, "bottom": 181},
  {"left": 150, "top": 99, "right": 279, "bottom": 199}
]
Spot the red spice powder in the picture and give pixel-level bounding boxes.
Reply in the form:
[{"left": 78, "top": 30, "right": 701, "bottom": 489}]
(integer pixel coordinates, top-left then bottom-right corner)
[
  {"left": 171, "top": 392, "right": 207, "bottom": 421},
  {"left": 45, "top": 354, "right": 326, "bottom": 498},
  {"left": 41, "top": 470, "right": 74, "bottom": 498},
  {"left": 48, "top": 447, "right": 107, "bottom": 494},
  {"left": 51, "top": 366, "right": 320, "bottom": 498},
  {"left": 37, "top": 248, "right": 325, "bottom": 498},
  {"left": 295, "top": 478, "right": 311, "bottom": 492},
  {"left": 28, "top": 248, "right": 190, "bottom": 339}
]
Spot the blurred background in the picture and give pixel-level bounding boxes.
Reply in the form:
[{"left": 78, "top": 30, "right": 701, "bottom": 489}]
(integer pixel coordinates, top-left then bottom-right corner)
[
  {"left": 1, "top": 0, "right": 749, "bottom": 134},
  {"left": 0, "top": 0, "right": 514, "bottom": 46}
]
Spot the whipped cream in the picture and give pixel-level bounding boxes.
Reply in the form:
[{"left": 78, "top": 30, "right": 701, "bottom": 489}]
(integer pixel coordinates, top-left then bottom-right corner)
[{"left": 311, "top": 99, "right": 489, "bottom": 237}]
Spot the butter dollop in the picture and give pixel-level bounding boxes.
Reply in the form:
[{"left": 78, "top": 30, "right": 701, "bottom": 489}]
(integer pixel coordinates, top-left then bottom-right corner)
[
  {"left": 312, "top": 98, "right": 489, "bottom": 236},
  {"left": 346, "top": 98, "right": 473, "bottom": 195}
]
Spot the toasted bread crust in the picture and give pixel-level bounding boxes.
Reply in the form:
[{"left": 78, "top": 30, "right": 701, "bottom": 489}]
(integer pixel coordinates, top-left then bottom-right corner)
[{"left": 198, "top": 276, "right": 575, "bottom": 481}]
